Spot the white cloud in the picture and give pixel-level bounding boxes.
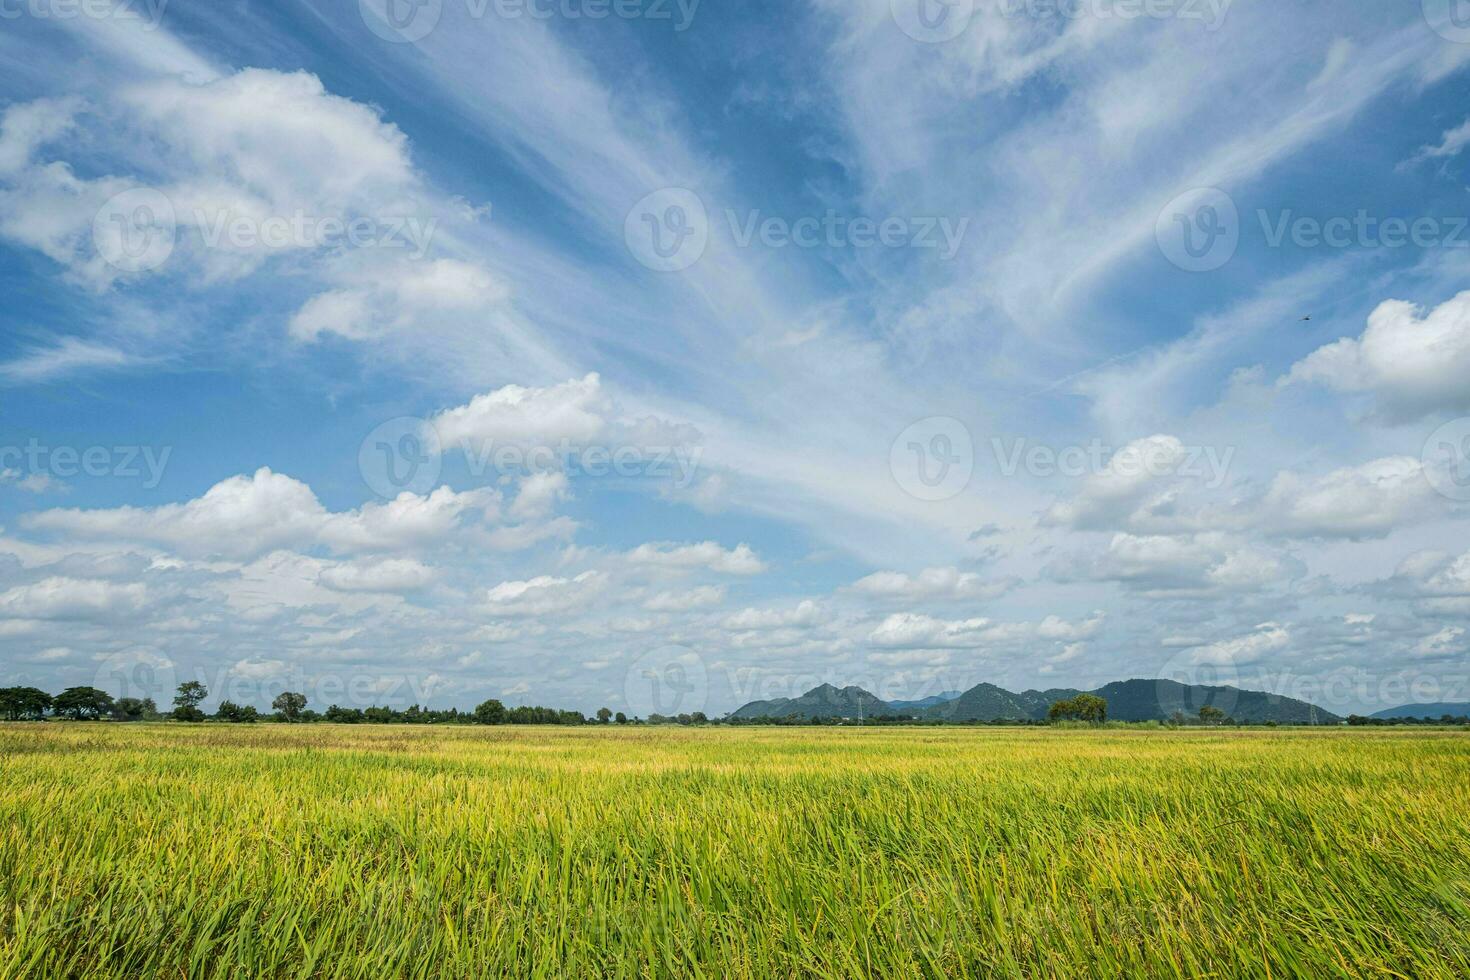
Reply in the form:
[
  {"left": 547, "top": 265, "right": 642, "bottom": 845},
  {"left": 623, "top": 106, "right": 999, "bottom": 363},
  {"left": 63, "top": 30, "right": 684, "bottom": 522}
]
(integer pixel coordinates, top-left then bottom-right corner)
[
  {"left": 1252, "top": 456, "right": 1444, "bottom": 539},
  {"left": 509, "top": 471, "right": 570, "bottom": 522},
  {"left": 229, "top": 657, "right": 288, "bottom": 681},
  {"left": 722, "top": 600, "right": 824, "bottom": 631},
  {"left": 1401, "top": 117, "right": 1470, "bottom": 169},
  {"left": 24, "top": 468, "right": 498, "bottom": 559},
  {"left": 1043, "top": 435, "right": 1188, "bottom": 530},
  {"left": 0, "top": 97, "right": 79, "bottom": 177},
  {"left": 1052, "top": 533, "right": 1301, "bottom": 596},
  {"left": 626, "top": 541, "right": 766, "bottom": 576},
  {"left": 868, "top": 613, "right": 995, "bottom": 650},
  {"left": 483, "top": 570, "right": 605, "bottom": 616},
  {"left": 642, "top": 586, "right": 725, "bottom": 612},
  {"left": 850, "top": 566, "right": 1015, "bottom": 601},
  {"left": 0, "top": 576, "right": 148, "bottom": 621},
  {"left": 289, "top": 259, "right": 508, "bottom": 343},
  {"left": 318, "top": 558, "right": 435, "bottom": 593},
  {"left": 1286, "top": 292, "right": 1470, "bottom": 422},
  {"left": 0, "top": 338, "right": 141, "bottom": 385},
  {"left": 432, "top": 374, "right": 610, "bottom": 452},
  {"left": 1183, "top": 623, "right": 1291, "bottom": 667},
  {"left": 1415, "top": 626, "right": 1465, "bottom": 659}
]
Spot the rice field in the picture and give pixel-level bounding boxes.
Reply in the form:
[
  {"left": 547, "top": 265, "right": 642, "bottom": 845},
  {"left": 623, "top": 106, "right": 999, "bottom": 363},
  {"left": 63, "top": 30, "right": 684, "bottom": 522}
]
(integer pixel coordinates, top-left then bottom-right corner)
[{"left": 2, "top": 724, "right": 1468, "bottom": 978}]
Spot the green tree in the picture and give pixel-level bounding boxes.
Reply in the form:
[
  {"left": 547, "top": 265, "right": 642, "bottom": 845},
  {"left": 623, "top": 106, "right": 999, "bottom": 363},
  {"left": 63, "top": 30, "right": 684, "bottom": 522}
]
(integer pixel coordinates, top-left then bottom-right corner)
[
  {"left": 1199, "top": 705, "right": 1226, "bottom": 726},
  {"left": 615, "top": 712, "right": 628, "bottom": 725},
  {"left": 1049, "top": 695, "right": 1107, "bottom": 724},
  {"left": 1073, "top": 694, "right": 1107, "bottom": 723},
  {"left": 0, "top": 686, "right": 53, "bottom": 721},
  {"left": 271, "top": 691, "right": 308, "bottom": 723},
  {"left": 596, "top": 707, "right": 613, "bottom": 724},
  {"left": 115, "top": 697, "right": 157, "bottom": 721},
  {"left": 173, "top": 681, "right": 208, "bottom": 722},
  {"left": 473, "top": 698, "right": 506, "bottom": 725},
  {"left": 1048, "top": 698, "right": 1078, "bottom": 721},
  {"left": 53, "top": 687, "right": 115, "bottom": 720},
  {"left": 215, "top": 700, "right": 259, "bottom": 722}
]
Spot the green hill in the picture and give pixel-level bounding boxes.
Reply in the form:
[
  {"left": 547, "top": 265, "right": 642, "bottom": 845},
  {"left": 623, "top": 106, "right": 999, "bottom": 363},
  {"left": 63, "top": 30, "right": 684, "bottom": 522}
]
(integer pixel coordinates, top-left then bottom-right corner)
[
  {"left": 727, "top": 684, "right": 892, "bottom": 721},
  {"left": 731, "top": 678, "right": 1339, "bottom": 724},
  {"left": 1369, "top": 702, "right": 1470, "bottom": 720}
]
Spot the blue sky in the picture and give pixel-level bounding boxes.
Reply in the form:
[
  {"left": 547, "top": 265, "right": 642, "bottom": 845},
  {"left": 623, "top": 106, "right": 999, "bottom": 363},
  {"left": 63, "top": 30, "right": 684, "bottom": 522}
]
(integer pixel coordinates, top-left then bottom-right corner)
[{"left": 2, "top": 0, "right": 1470, "bottom": 716}]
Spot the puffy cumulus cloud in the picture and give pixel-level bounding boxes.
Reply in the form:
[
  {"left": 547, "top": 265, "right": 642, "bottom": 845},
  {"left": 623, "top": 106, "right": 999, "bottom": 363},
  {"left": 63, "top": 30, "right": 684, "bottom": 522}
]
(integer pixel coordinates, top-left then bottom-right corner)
[
  {"left": 483, "top": 571, "right": 606, "bottom": 617},
  {"left": 1378, "top": 549, "right": 1470, "bottom": 613},
  {"left": 1050, "top": 533, "right": 1302, "bottom": 597},
  {"left": 1286, "top": 293, "right": 1470, "bottom": 422},
  {"left": 626, "top": 541, "right": 766, "bottom": 576},
  {"left": 1415, "top": 626, "right": 1465, "bottom": 659},
  {"left": 0, "top": 70, "right": 436, "bottom": 290},
  {"left": 428, "top": 374, "right": 702, "bottom": 466},
  {"left": 1179, "top": 623, "right": 1291, "bottom": 667},
  {"left": 120, "top": 69, "right": 414, "bottom": 206},
  {"left": 849, "top": 567, "right": 1017, "bottom": 601},
  {"left": 229, "top": 657, "right": 289, "bottom": 681},
  {"left": 1036, "top": 612, "right": 1106, "bottom": 641},
  {"left": 509, "top": 471, "right": 570, "bottom": 522},
  {"left": 1043, "top": 435, "right": 1190, "bottom": 530},
  {"left": 867, "top": 611, "right": 1101, "bottom": 651},
  {"left": 1249, "top": 456, "right": 1446, "bottom": 540},
  {"left": 289, "top": 259, "right": 509, "bottom": 343},
  {"left": 642, "top": 585, "right": 725, "bottom": 612},
  {"left": 721, "top": 600, "right": 824, "bottom": 631},
  {"left": 431, "top": 374, "right": 611, "bottom": 452},
  {"left": 318, "top": 558, "right": 436, "bottom": 593},
  {"left": 23, "top": 468, "right": 499, "bottom": 559},
  {"left": 0, "top": 576, "right": 149, "bottom": 621}
]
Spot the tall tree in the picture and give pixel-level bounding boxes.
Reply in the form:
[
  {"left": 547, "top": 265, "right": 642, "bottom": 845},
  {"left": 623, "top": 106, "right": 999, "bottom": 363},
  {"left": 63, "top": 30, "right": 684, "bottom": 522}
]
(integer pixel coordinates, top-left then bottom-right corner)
[
  {"left": 173, "top": 681, "right": 208, "bottom": 722},
  {"left": 52, "top": 687, "right": 115, "bottom": 721},
  {"left": 115, "top": 697, "right": 157, "bottom": 721},
  {"left": 272, "top": 691, "right": 308, "bottom": 723},
  {"left": 0, "top": 686, "right": 53, "bottom": 721}
]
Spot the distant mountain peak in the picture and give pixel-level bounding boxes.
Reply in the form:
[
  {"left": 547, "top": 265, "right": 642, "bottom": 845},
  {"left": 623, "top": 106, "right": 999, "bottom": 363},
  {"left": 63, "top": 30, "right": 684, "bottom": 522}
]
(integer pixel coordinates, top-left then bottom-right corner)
[{"left": 730, "top": 677, "right": 1338, "bottom": 724}]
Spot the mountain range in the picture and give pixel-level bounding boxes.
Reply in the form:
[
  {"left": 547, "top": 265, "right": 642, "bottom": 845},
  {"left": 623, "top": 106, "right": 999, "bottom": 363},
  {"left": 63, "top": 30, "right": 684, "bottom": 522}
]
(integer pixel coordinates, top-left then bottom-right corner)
[
  {"left": 1368, "top": 702, "right": 1470, "bottom": 720},
  {"left": 729, "top": 678, "right": 1340, "bottom": 725}
]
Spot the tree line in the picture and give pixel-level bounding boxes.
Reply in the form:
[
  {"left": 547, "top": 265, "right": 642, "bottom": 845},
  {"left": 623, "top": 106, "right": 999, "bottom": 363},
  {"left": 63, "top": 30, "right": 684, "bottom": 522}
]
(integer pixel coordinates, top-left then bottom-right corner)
[{"left": 0, "top": 683, "right": 696, "bottom": 726}]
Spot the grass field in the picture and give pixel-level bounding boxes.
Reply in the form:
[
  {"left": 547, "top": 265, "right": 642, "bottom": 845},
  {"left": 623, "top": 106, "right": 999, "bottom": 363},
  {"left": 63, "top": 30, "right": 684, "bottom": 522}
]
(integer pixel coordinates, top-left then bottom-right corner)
[{"left": 2, "top": 724, "right": 1468, "bottom": 978}]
